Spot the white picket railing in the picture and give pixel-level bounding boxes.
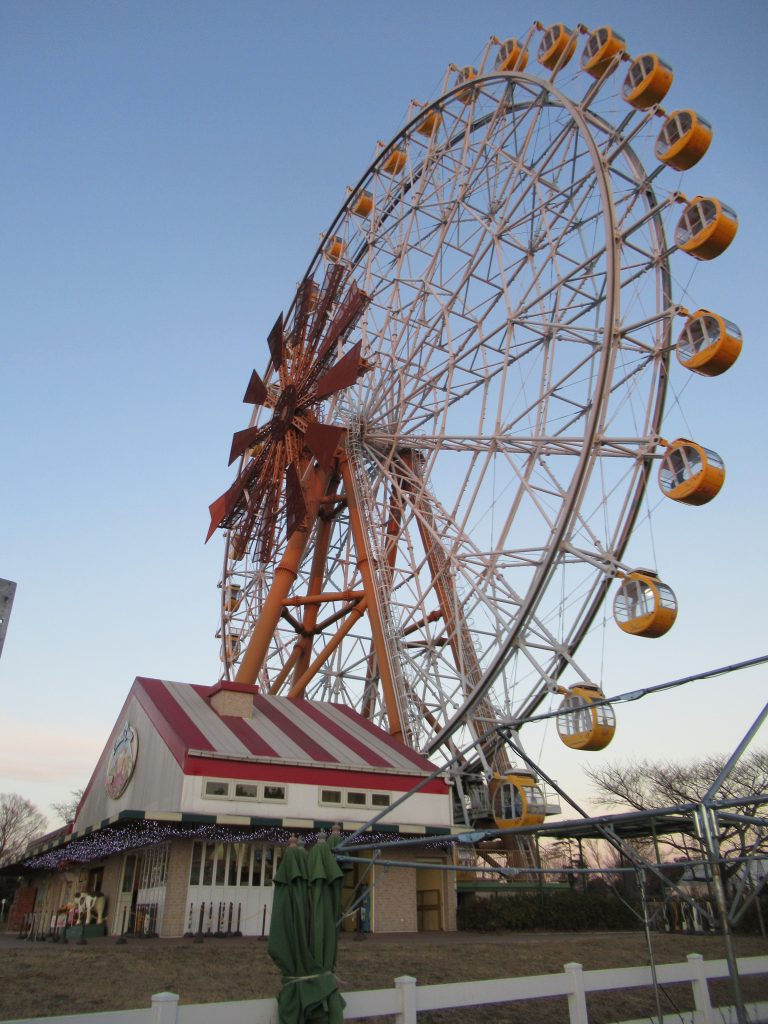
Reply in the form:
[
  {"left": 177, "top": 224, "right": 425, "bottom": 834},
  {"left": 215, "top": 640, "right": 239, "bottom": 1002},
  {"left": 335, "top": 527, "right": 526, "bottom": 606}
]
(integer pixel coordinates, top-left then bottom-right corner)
[{"left": 5, "top": 953, "right": 768, "bottom": 1024}]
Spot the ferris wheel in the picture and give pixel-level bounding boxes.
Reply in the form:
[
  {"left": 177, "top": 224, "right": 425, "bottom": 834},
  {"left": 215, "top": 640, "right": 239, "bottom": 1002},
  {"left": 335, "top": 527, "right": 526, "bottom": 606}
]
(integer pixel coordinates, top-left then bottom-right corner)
[{"left": 207, "top": 22, "right": 740, "bottom": 820}]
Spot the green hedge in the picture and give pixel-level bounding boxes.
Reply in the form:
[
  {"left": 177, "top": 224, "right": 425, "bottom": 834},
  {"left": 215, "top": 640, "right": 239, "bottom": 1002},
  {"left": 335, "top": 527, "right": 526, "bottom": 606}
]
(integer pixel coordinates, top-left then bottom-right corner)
[{"left": 457, "top": 890, "right": 641, "bottom": 932}]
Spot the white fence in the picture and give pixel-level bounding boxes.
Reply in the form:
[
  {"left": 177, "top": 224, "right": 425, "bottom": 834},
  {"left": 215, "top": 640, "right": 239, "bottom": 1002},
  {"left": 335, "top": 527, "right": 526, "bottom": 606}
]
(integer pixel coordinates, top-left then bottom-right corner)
[{"left": 6, "top": 954, "right": 768, "bottom": 1024}]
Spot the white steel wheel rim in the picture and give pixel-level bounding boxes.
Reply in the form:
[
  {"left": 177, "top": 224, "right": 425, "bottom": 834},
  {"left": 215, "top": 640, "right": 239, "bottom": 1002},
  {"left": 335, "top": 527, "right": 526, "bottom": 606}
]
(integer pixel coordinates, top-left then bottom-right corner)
[{"left": 221, "top": 70, "right": 671, "bottom": 764}]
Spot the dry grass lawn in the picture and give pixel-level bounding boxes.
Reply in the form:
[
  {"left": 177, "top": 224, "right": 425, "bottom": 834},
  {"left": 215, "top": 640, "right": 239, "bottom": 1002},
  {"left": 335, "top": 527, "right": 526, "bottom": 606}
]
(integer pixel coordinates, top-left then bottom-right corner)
[{"left": 0, "top": 930, "right": 766, "bottom": 1022}]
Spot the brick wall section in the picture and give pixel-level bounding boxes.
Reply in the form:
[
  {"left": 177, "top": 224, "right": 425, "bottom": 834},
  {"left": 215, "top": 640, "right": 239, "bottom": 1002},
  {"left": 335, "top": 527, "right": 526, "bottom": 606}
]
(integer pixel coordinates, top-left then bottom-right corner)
[
  {"left": 442, "top": 859, "right": 457, "bottom": 932},
  {"left": 373, "top": 856, "right": 417, "bottom": 933},
  {"left": 101, "top": 856, "right": 123, "bottom": 934},
  {"left": 8, "top": 884, "right": 36, "bottom": 931},
  {"left": 160, "top": 840, "right": 192, "bottom": 937},
  {"left": 370, "top": 850, "right": 457, "bottom": 934}
]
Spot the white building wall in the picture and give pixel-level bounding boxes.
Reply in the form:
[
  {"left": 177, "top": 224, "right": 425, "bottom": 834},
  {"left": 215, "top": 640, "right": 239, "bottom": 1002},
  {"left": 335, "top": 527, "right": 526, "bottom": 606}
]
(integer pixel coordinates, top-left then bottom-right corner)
[
  {"left": 75, "top": 696, "right": 184, "bottom": 832},
  {"left": 179, "top": 773, "right": 452, "bottom": 829}
]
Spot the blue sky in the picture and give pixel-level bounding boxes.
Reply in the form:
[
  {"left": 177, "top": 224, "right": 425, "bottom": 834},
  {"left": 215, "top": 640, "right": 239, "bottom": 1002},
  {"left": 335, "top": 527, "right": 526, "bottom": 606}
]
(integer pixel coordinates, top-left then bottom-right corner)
[{"left": 2, "top": 0, "right": 767, "bottom": 823}]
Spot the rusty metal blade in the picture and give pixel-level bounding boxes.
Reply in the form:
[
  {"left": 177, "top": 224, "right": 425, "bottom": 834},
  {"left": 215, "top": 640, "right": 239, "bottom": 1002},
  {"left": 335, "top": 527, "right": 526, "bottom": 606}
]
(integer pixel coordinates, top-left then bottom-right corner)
[
  {"left": 206, "top": 462, "right": 260, "bottom": 540},
  {"left": 229, "top": 426, "right": 264, "bottom": 466},
  {"left": 267, "top": 313, "right": 284, "bottom": 370},
  {"left": 285, "top": 462, "right": 308, "bottom": 537},
  {"left": 304, "top": 264, "right": 345, "bottom": 353},
  {"left": 315, "top": 282, "right": 370, "bottom": 366},
  {"left": 206, "top": 476, "right": 247, "bottom": 541},
  {"left": 304, "top": 422, "right": 344, "bottom": 472},
  {"left": 313, "top": 341, "right": 365, "bottom": 400},
  {"left": 243, "top": 369, "right": 268, "bottom": 406},
  {"left": 292, "top": 277, "right": 319, "bottom": 352}
]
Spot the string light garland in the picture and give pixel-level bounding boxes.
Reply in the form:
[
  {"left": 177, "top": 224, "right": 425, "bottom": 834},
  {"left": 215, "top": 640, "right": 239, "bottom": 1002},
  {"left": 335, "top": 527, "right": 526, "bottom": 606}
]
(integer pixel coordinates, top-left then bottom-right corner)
[{"left": 22, "top": 820, "right": 450, "bottom": 871}]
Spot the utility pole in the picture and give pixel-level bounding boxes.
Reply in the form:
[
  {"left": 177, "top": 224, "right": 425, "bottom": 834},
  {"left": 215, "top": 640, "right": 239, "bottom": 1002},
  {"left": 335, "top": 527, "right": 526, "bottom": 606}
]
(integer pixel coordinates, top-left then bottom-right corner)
[{"left": 0, "top": 579, "right": 16, "bottom": 660}]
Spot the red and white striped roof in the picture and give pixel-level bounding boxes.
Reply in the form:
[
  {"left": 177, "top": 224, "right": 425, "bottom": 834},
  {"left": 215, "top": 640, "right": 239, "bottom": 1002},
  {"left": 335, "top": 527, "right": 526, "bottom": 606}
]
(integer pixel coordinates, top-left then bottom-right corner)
[{"left": 134, "top": 677, "right": 438, "bottom": 777}]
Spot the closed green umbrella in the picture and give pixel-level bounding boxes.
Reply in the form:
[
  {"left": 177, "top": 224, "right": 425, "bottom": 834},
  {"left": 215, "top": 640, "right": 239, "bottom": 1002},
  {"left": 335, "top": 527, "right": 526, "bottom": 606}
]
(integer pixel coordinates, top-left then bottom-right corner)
[
  {"left": 306, "top": 832, "right": 346, "bottom": 1024},
  {"left": 268, "top": 835, "right": 346, "bottom": 1024}
]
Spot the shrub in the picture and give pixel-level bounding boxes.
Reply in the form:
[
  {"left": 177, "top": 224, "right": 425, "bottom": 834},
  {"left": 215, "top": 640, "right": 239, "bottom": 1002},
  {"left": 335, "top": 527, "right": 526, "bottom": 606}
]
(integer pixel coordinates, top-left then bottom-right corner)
[{"left": 457, "top": 890, "right": 641, "bottom": 932}]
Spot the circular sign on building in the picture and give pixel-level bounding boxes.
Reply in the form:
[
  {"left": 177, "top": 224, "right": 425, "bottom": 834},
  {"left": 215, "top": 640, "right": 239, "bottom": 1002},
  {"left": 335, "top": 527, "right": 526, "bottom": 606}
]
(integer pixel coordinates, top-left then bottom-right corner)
[{"left": 105, "top": 722, "right": 138, "bottom": 799}]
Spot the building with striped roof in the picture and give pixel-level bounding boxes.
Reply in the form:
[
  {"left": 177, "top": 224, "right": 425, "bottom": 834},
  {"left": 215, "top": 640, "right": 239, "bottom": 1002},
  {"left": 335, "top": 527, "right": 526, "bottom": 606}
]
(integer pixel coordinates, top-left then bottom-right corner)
[{"left": 10, "top": 678, "right": 457, "bottom": 938}]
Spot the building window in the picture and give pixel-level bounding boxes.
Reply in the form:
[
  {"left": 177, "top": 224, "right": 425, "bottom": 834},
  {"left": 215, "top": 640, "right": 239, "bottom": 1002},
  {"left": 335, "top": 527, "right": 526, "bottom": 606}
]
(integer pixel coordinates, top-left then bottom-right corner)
[
  {"left": 346, "top": 791, "right": 367, "bottom": 807},
  {"left": 371, "top": 793, "right": 391, "bottom": 807},
  {"left": 320, "top": 789, "right": 342, "bottom": 805},
  {"left": 202, "top": 844, "right": 215, "bottom": 885},
  {"left": 234, "top": 782, "right": 260, "bottom": 799},
  {"left": 263, "top": 846, "right": 282, "bottom": 885},
  {"left": 203, "top": 779, "right": 230, "bottom": 798},
  {"left": 214, "top": 843, "right": 227, "bottom": 886},
  {"left": 262, "top": 785, "right": 286, "bottom": 802},
  {"left": 189, "top": 842, "right": 203, "bottom": 885},
  {"left": 251, "top": 846, "right": 263, "bottom": 886}
]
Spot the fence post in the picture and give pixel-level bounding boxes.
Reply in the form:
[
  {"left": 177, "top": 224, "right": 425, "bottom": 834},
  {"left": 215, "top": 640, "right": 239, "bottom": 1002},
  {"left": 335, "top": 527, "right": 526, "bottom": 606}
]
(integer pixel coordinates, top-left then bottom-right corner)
[
  {"left": 395, "top": 975, "right": 418, "bottom": 1024},
  {"left": 687, "top": 953, "right": 715, "bottom": 1024},
  {"left": 564, "top": 962, "right": 589, "bottom": 1024},
  {"left": 151, "top": 992, "right": 179, "bottom": 1024}
]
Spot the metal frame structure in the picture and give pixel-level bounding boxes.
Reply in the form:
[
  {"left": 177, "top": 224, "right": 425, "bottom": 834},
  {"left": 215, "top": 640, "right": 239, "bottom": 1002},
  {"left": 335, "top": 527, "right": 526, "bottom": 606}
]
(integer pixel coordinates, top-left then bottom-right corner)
[{"left": 335, "top": 662, "right": 768, "bottom": 1024}]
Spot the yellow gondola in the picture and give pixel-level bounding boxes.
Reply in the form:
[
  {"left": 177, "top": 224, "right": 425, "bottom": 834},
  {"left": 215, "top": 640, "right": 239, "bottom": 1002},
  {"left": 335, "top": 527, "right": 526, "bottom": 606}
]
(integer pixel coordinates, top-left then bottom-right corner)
[
  {"left": 490, "top": 771, "right": 546, "bottom": 829},
  {"left": 224, "top": 583, "right": 242, "bottom": 613},
  {"left": 495, "top": 37, "right": 528, "bottom": 72},
  {"left": 454, "top": 65, "right": 478, "bottom": 103},
  {"left": 614, "top": 570, "right": 677, "bottom": 638},
  {"left": 581, "top": 26, "right": 625, "bottom": 78},
  {"left": 622, "top": 54, "right": 673, "bottom": 109},
  {"left": 659, "top": 439, "right": 725, "bottom": 506},
  {"left": 675, "top": 197, "right": 738, "bottom": 261},
  {"left": 557, "top": 685, "right": 616, "bottom": 751},
  {"left": 221, "top": 632, "right": 241, "bottom": 663},
  {"left": 677, "top": 309, "right": 742, "bottom": 376},
  {"left": 381, "top": 147, "right": 407, "bottom": 176},
  {"left": 229, "top": 538, "right": 246, "bottom": 562},
  {"left": 351, "top": 189, "right": 373, "bottom": 218},
  {"left": 325, "top": 235, "right": 345, "bottom": 262},
  {"left": 655, "top": 110, "right": 712, "bottom": 171},
  {"left": 538, "top": 24, "right": 577, "bottom": 70},
  {"left": 415, "top": 108, "right": 442, "bottom": 137}
]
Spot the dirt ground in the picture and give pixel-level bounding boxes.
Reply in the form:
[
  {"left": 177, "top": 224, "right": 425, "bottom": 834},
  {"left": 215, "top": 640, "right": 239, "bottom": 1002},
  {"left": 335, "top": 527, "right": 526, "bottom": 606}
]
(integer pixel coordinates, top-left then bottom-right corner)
[{"left": 0, "top": 929, "right": 766, "bottom": 1022}]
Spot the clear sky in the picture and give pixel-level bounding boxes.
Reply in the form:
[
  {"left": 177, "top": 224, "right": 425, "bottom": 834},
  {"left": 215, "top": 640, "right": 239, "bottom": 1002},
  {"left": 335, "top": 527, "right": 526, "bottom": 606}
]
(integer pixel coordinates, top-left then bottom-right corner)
[{"left": 2, "top": 0, "right": 767, "bottom": 826}]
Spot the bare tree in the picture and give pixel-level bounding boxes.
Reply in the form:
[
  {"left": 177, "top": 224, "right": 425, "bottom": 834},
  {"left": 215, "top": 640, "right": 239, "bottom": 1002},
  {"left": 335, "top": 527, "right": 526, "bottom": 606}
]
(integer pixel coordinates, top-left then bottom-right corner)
[
  {"left": 585, "top": 750, "right": 768, "bottom": 882},
  {"left": 50, "top": 788, "right": 84, "bottom": 824},
  {"left": 0, "top": 793, "right": 47, "bottom": 866}
]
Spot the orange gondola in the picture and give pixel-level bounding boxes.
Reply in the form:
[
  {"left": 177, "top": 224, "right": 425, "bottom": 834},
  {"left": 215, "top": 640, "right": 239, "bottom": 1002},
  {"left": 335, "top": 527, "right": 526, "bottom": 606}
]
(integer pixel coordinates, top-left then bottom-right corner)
[
  {"left": 495, "top": 37, "right": 528, "bottom": 72},
  {"left": 382, "top": 147, "right": 407, "bottom": 176},
  {"left": 221, "top": 632, "right": 241, "bottom": 662},
  {"left": 415, "top": 108, "right": 442, "bottom": 137},
  {"left": 655, "top": 110, "right": 712, "bottom": 171},
  {"left": 490, "top": 771, "right": 546, "bottom": 829},
  {"left": 675, "top": 197, "right": 738, "bottom": 261},
  {"left": 557, "top": 685, "right": 616, "bottom": 751},
  {"left": 659, "top": 439, "right": 725, "bottom": 506},
  {"left": 622, "top": 54, "right": 673, "bottom": 109},
  {"left": 538, "top": 24, "right": 577, "bottom": 70},
  {"left": 224, "top": 584, "right": 242, "bottom": 614},
  {"left": 351, "top": 189, "right": 373, "bottom": 218},
  {"left": 453, "top": 65, "right": 478, "bottom": 103},
  {"left": 325, "top": 235, "right": 345, "bottom": 262},
  {"left": 581, "top": 26, "right": 626, "bottom": 78},
  {"left": 614, "top": 570, "right": 677, "bottom": 638},
  {"left": 676, "top": 309, "right": 742, "bottom": 376}
]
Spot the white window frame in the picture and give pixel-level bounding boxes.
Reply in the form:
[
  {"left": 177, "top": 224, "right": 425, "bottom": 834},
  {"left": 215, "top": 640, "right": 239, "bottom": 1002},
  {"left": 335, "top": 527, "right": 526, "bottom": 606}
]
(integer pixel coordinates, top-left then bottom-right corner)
[
  {"left": 233, "top": 782, "right": 261, "bottom": 801},
  {"left": 344, "top": 790, "right": 369, "bottom": 808},
  {"left": 202, "top": 779, "right": 232, "bottom": 799},
  {"left": 261, "top": 784, "right": 288, "bottom": 803}
]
